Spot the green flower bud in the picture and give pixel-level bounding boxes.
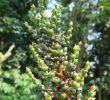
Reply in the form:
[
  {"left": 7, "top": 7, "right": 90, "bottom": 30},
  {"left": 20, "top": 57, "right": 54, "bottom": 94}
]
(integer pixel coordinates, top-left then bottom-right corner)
[
  {"left": 56, "top": 13, "right": 60, "bottom": 18},
  {"left": 42, "top": 26, "right": 47, "bottom": 30},
  {"left": 88, "top": 91, "right": 96, "bottom": 97},
  {"left": 73, "top": 59, "right": 78, "bottom": 64},
  {"left": 58, "top": 49, "right": 64, "bottom": 56},
  {"left": 54, "top": 43, "right": 61, "bottom": 49},
  {"left": 71, "top": 54, "right": 77, "bottom": 59},
  {"left": 34, "top": 79, "right": 41, "bottom": 85},
  {"left": 71, "top": 89, "right": 76, "bottom": 95},
  {"left": 52, "top": 77, "right": 61, "bottom": 84},
  {"left": 36, "top": 84, "right": 45, "bottom": 90},
  {"left": 75, "top": 51, "right": 80, "bottom": 57},
  {"left": 64, "top": 56, "right": 68, "bottom": 60},
  {"left": 62, "top": 85, "right": 69, "bottom": 90},
  {"left": 52, "top": 15, "right": 57, "bottom": 22},
  {"left": 85, "top": 97, "right": 95, "bottom": 100},
  {"left": 81, "top": 68, "right": 88, "bottom": 74},
  {"left": 36, "top": 17, "right": 41, "bottom": 22},
  {"left": 41, "top": 13, "right": 47, "bottom": 18},
  {"left": 78, "top": 41, "right": 82, "bottom": 46},
  {"left": 85, "top": 61, "right": 90, "bottom": 70},
  {"left": 82, "top": 73, "right": 88, "bottom": 78},
  {"left": 91, "top": 85, "right": 97, "bottom": 91},
  {"left": 63, "top": 47, "right": 67, "bottom": 52},
  {"left": 48, "top": 71, "right": 55, "bottom": 78},
  {"left": 51, "top": 24, "right": 56, "bottom": 29},
  {"left": 63, "top": 61, "right": 68, "bottom": 66},
  {"left": 46, "top": 21, "right": 51, "bottom": 27},
  {"left": 61, "top": 92, "right": 67, "bottom": 99},
  {"left": 31, "top": 5, "right": 36, "bottom": 15},
  {"left": 66, "top": 63, "right": 74, "bottom": 71},
  {"left": 71, "top": 81, "right": 80, "bottom": 89},
  {"left": 53, "top": 9, "right": 59, "bottom": 15},
  {"left": 78, "top": 93, "right": 82, "bottom": 98},
  {"left": 73, "top": 72, "right": 80, "bottom": 81},
  {"left": 67, "top": 29, "right": 72, "bottom": 34},
  {"left": 40, "top": 23, "right": 45, "bottom": 27},
  {"left": 69, "top": 21, "right": 73, "bottom": 26},
  {"left": 80, "top": 81, "right": 84, "bottom": 86},
  {"left": 56, "top": 20, "right": 61, "bottom": 26},
  {"left": 43, "top": 66, "right": 48, "bottom": 71},
  {"left": 48, "top": 29, "right": 54, "bottom": 37},
  {"left": 73, "top": 44, "right": 80, "bottom": 51},
  {"left": 44, "top": 92, "right": 52, "bottom": 100},
  {"left": 79, "top": 77, "right": 84, "bottom": 86},
  {"left": 32, "top": 33, "right": 37, "bottom": 38}
]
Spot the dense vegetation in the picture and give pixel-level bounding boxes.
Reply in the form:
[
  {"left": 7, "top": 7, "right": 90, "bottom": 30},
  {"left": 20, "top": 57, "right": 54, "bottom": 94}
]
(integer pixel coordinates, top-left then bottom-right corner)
[{"left": 0, "top": 0, "right": 110, "bottom": 100}]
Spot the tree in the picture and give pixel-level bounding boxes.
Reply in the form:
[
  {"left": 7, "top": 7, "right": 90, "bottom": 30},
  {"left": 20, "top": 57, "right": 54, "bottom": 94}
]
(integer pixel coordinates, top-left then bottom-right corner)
[
  {"left": 88, "top": 0, "right": 110, "bottom": 100},
  {"left": 0, "top": 0, "right": 96, "bottom": 100}
]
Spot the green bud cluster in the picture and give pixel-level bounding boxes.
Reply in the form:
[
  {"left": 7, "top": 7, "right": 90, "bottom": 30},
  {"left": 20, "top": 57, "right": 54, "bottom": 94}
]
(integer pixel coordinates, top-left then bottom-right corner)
[
  {"left": 25, "top": 2, "right": 96, "bottom": 100},
  {"left": 26, "top": 68, "right": 45, "bottom": 89},
  {"left": 24, "top": 22, "right": 36, "bottom": 35},
  {"left": 81, "top": 61, "right": 90, "bottom": 78},
  {"left": 29, "top": 41, "right": 95, "bottom": 99},
  {"left": 29, "top": 45, "right": 48, "bottom": 71},
  {"left": 85, "top": 85, "right": 96, "bottom": 100},
  {"left": 0, "top": 1, "right": 97, "bottom": 99},
  {"left": 67, "top": 21, "right": 73, "bottom": 34},
  {"left": 66, "top": 42, "right": 82, "bottom": 71},
  {"left": 44, "top": 92, "right": 52, "bottom": 100}
]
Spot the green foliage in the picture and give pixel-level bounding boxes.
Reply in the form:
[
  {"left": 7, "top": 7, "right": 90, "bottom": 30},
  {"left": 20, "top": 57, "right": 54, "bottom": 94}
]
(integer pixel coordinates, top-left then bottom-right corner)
[
  {"left": 0, "top": 0, "right": 96, "bottom": 100},
  {"left": 23, "top": 2, "right": 96, "bottom": 99},
  {"left": 88, "top": 0, "right": 110, "bottom": 99}
]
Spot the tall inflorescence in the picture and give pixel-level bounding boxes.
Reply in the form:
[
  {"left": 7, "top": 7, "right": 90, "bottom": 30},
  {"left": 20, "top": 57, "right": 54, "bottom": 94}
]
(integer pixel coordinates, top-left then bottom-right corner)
[{"left": 25, "top": 2, "right": 96, "bottom": 100}]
